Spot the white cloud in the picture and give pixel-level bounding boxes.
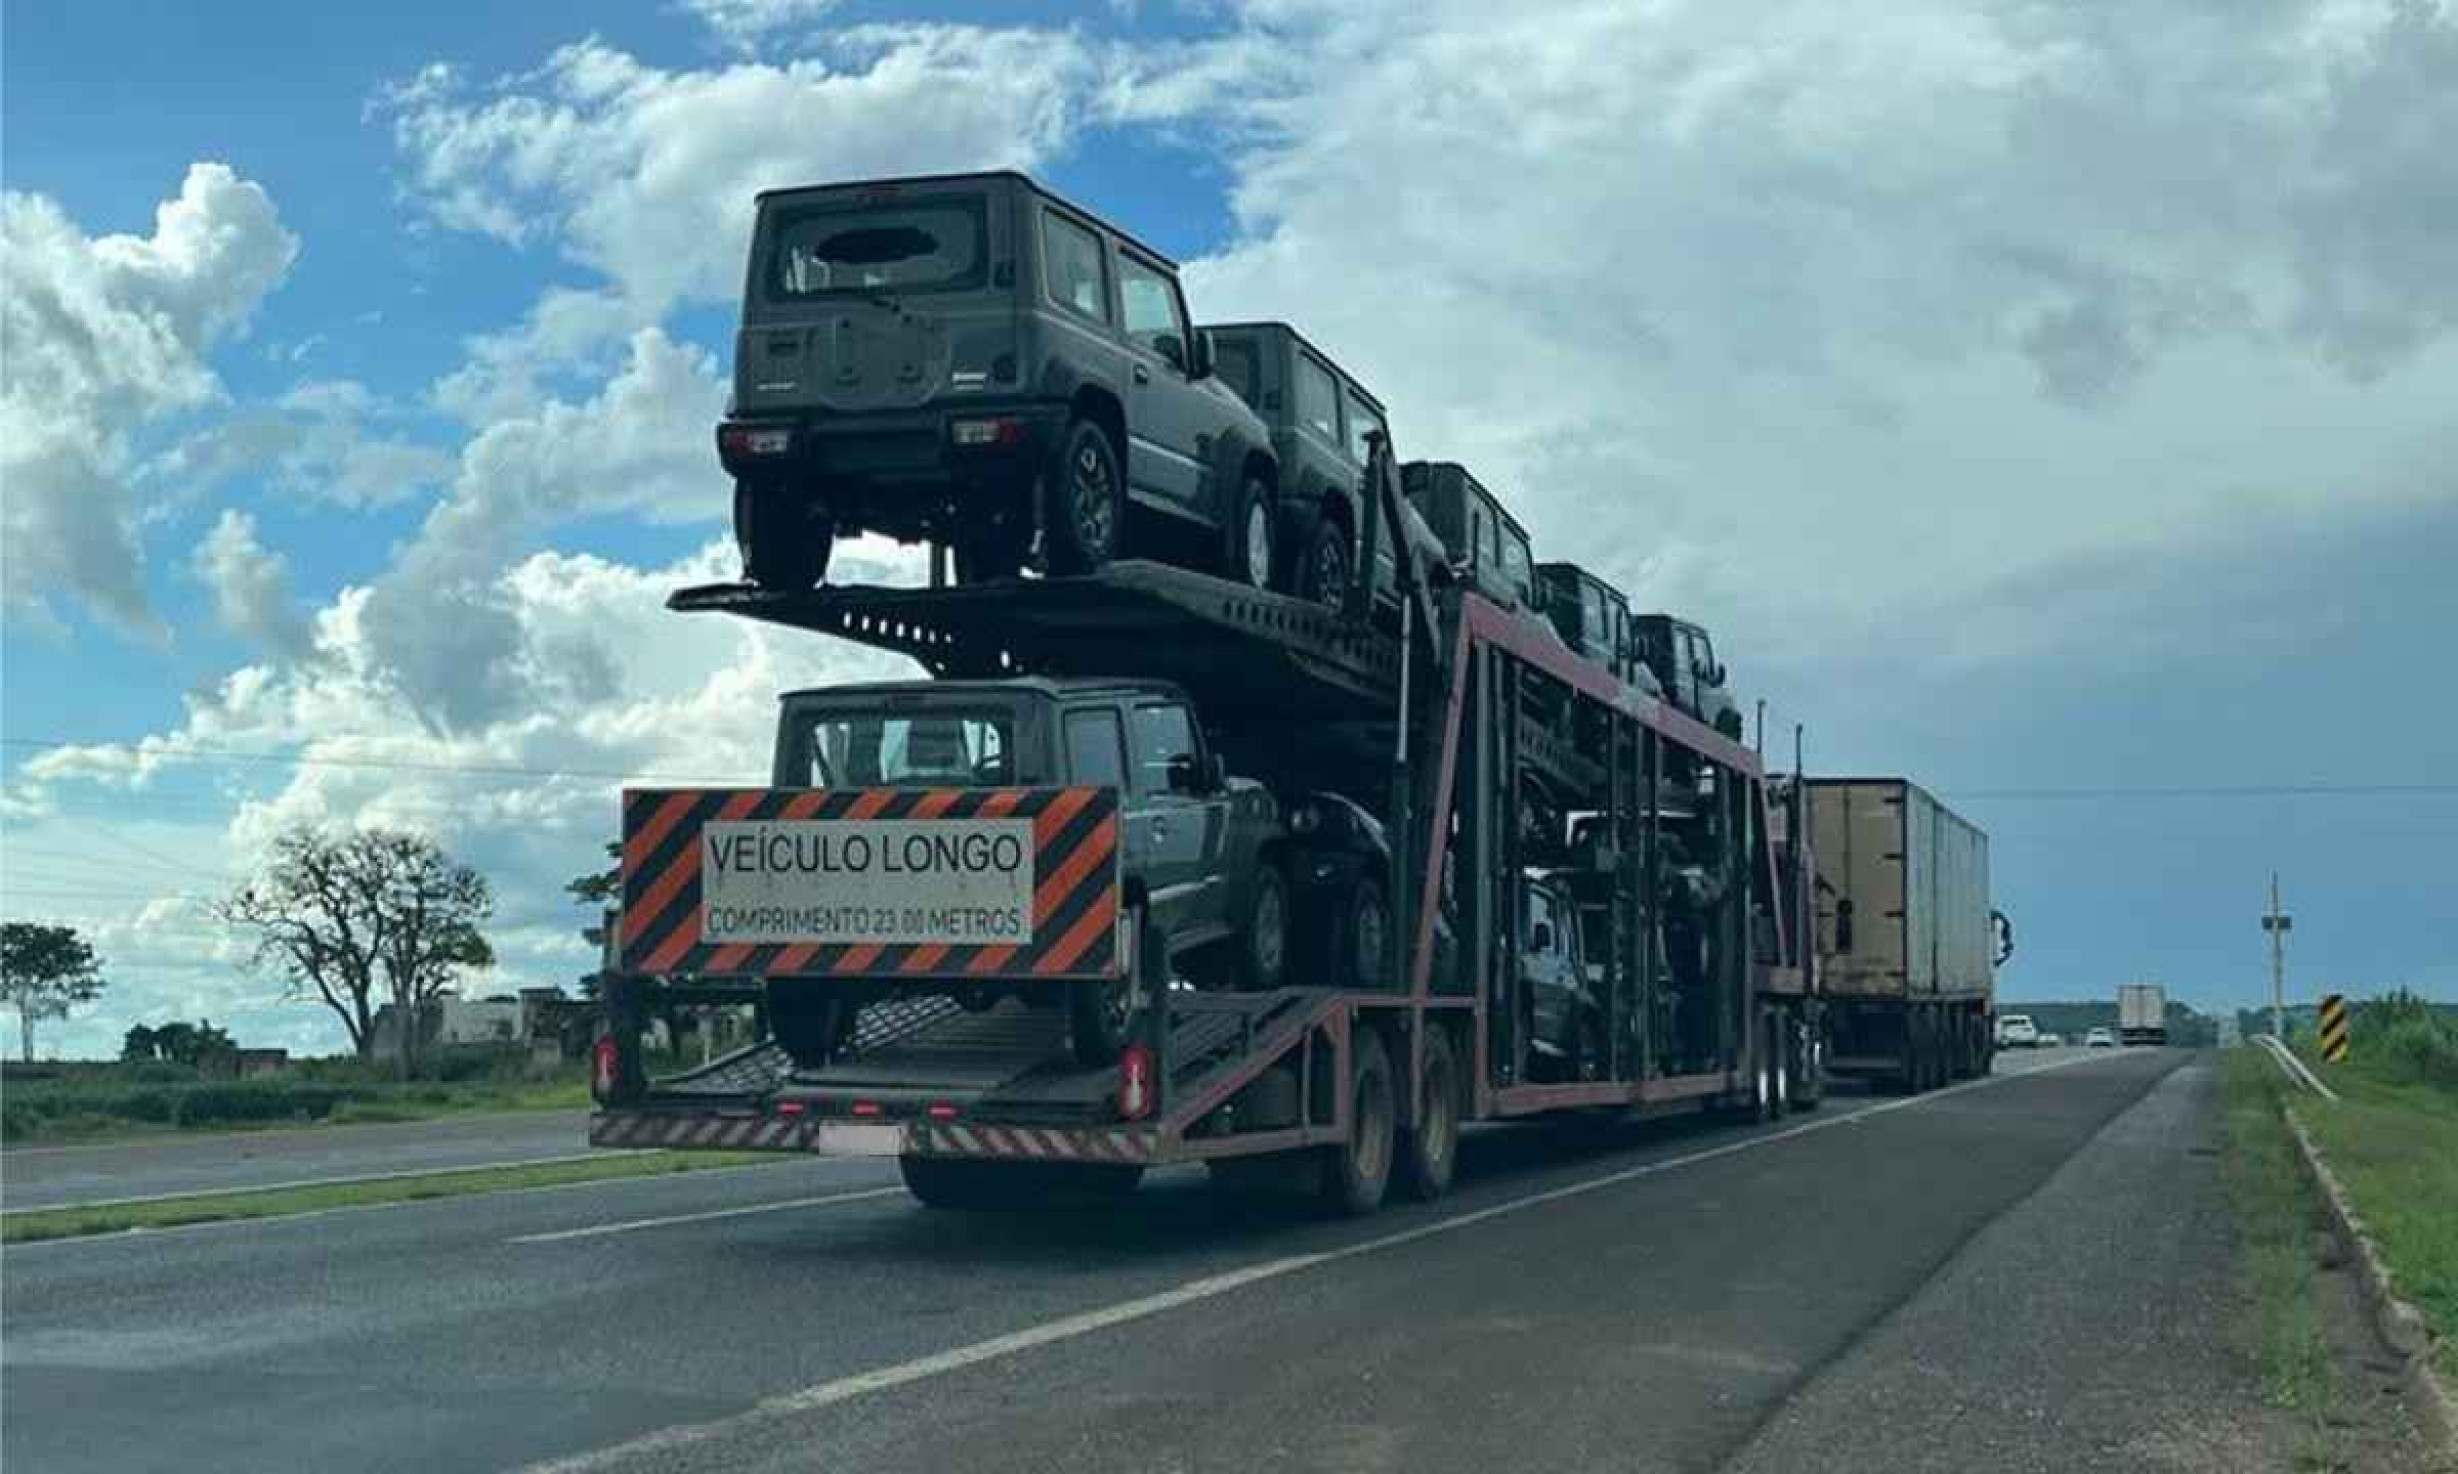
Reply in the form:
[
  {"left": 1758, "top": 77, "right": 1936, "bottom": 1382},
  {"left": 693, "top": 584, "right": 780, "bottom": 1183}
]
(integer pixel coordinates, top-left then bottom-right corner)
[
  {"left": 379, "top": 29, "right": 1096, "bottom": 320},
  {"left": 1, "top": 163, "right": 298, "bottom": 631},
  {"left": 150, "top": 377, "right": 456, "bottom": 511},
  {"left": 194, "top": 508, "right": 313, "bottom": 660},
  {"left": 681, "top": 0, "right": 843, "bottom": 54}
]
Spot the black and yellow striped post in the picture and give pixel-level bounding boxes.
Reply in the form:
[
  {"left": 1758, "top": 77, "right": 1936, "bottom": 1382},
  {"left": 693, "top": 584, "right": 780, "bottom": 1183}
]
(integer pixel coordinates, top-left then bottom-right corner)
[{"left": 2317, "top": 993, "right": 2350, "bottom": 1063}]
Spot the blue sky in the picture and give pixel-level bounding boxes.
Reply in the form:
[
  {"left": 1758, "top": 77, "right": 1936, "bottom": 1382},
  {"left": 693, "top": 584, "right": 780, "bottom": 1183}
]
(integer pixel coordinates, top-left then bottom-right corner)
[{"left": 4, "top": 0, "right": 2453, "bottom": 1056}]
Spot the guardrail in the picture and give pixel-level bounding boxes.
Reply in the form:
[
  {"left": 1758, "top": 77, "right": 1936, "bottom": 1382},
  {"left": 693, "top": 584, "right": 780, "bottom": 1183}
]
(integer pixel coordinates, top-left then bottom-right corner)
[{"left": 2253, "top": 1032, "right": 2339, "bottom": 1101}]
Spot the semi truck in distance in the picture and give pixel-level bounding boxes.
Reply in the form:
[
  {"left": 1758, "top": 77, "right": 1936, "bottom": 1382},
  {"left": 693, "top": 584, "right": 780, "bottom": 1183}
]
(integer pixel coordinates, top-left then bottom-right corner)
[
  {"left": 1805, "top": 779, "right": 1999, "bottom": 1091},
  {"left": 2117, "top": 982, "right": 2167, "bottom": 1045}
]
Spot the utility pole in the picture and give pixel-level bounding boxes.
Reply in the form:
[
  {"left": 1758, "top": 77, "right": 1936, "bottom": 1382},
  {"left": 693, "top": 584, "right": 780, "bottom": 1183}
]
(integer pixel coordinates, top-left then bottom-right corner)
[{"left": 2261, "top": 873, "right": 2291, "bottom": 1039}]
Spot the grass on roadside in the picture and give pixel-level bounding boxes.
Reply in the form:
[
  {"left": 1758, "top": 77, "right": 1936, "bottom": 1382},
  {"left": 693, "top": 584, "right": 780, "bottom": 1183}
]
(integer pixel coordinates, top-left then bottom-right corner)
[
  {"left": 2294, "top": 1046, "right": 2458, "bottom": 1380},
  {"left": 1, "top": 1150, "right": 773, "bottom": 1244},
  {"left": 2221, "top": 1048, "right": 2338, "bottom": 1413}
]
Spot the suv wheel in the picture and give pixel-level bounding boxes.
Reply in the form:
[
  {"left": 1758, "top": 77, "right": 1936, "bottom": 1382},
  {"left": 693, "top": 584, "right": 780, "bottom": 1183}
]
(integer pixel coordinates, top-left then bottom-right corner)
[
  {"left": 735, "top": 480, "right": 832, "bottom": 589},
  {"left": 1070, "top": 910, "right": 1161, "bottom": 1066},
  {"left": 1048, "top": 419, "right": 1124, "bottom": 575},
  {"left": 1227, "top": 478, "right": 1275, "bottom": 590},
  {"left": 1237, "top": 864, "right": 1289, "bottom": 990},
  {"left": 1297, "top": 513, "right": 1351, "bottom": 608},
  {"left": 1344, "top": 873, "right": 1388, "bottom": 989},
  {"left": 952, "top": 523, "right": 1024, "bottom": 585}
]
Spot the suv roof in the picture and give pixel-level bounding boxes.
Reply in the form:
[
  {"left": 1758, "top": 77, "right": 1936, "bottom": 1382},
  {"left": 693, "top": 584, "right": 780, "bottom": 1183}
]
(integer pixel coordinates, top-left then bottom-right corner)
[
  {"left": 778, "top": 675, "right": 1191, "bottom": 705},
  {"left": 1407, "top": 461, "right": 1532, "bottom": 538},
  {"left": 1204, "top": 320, "right": 1388, "bottom": 417},
  {"left": 752, "top": 169, "right": 1178, "bottom": 270}
]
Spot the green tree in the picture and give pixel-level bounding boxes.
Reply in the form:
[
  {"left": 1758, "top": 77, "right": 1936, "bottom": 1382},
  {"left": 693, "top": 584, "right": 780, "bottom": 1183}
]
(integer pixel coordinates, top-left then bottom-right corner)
[
  {"left": 222, "top": 827, "right": 495, "bottom": 1074},
  {"left": 0, "top": 922, "right": 106, "bottom": 1062},
  {"left": 122, "top": 1022, "right": 161, "bottom": 1062}
]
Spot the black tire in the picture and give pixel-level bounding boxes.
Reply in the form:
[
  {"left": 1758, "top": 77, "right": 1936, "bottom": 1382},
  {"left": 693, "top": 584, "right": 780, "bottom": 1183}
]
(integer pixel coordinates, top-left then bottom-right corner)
[
  {"left": 952, "top": 523, "right": 1024, "bottom": 584},
  {"left": 1319, "top": 1025, "right": 1396, "bottom": 1216},
  {"left": 1574, "top": 1008, "right": 1609, "bottom": 1083},
  {"left": 735, "top": 480, "right": 831, "bottom": 589},
  {"left": 1341, "top": 873, "right": 1389, "bottom": 990},
  {"left": 1395, "top": 1026, "right": 1461, "bottom": 1202},
  {"left": 768, "top": 992, "right": 855, "bottom": 1069},
  {"left": 1226, "top": 476, "right": 1276, "bottom": 590},
  {"left": 1070, "top": 912, "right": 1159, "bottom": 1065},
  {"left": 1296, "top": 511, "right": 1351, "bottom": 608},
  {"left": 1793, "top": 1024, "right": 1825, "bottom": 1111},
  {"left": 1227, "top": 864, "right": 1289, "bottom": 992},
  {"left": 1047, "top": 419, "right": 1125, "bottom": 575}
]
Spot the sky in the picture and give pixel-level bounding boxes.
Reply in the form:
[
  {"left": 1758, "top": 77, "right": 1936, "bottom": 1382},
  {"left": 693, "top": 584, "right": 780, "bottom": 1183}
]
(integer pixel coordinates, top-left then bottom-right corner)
[{"left": 3, "top": 0, "right": 2453, "bottom": 1058}]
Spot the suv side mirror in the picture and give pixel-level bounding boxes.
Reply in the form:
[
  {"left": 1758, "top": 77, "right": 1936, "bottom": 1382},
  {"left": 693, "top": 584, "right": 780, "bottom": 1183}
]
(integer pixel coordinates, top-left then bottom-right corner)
[
  {"left": 1166, "top": 752, "right": 1224, "bottom": 794},
  {"left": 1189, "top": 329, "right": 1215, "bottom": 380},
  {"left": 1529, "top": 921, "right": 1555, "bottom": 955},
  {"left": 1154, "top": 333, "right": 1187, "bottom": 374}
]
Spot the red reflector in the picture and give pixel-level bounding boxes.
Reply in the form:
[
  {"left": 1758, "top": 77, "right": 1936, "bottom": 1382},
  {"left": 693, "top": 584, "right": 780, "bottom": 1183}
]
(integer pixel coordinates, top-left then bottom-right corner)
[
  {"left": 1117, "top": 1043, "right": 1155, "bottom": 1121},
  {"left": 850, "top": 1100, "right": 883, "bottom": 1118},
  {"left": 926, "top": 1103, "right": 959, "bottom": 1120},
  {"left": 774, "top": 1100, "right": 807, "bottom": 1117},
  {"left": 591, "top": 1035, "right": 620, "bottom": 1100}
]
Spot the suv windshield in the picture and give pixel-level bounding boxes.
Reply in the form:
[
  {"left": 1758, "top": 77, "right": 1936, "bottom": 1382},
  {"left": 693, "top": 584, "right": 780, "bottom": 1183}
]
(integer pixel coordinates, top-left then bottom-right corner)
[
  {"left": 786, "top": 709, "right": 1017, "bottom": 786},
  {"left": 766, "top": 195, "right": 987, "bottom": 299}
]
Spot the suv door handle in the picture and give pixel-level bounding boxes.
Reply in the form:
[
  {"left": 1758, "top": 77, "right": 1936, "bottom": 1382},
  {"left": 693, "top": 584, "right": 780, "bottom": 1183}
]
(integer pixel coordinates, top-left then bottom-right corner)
[{"left": 1132, "top": 363, "right": 1151, "bottom": 385}]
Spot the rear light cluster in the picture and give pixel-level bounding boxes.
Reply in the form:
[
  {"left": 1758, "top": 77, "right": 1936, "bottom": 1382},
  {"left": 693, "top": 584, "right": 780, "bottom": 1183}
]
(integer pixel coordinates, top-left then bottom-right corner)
[
  {"left": 590, "top": 1035, "right": 621, "bottom": 1103},
  {"left": 719, "top": 424, "right": 794, "bottom": 458},
  {"left": 1117, "top": 1043, "right": 1156, "bottom": 1121}
]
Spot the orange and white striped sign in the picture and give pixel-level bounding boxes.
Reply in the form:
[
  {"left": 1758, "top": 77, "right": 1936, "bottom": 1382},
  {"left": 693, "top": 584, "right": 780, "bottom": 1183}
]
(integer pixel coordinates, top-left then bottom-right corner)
[{"left": 617, "top": 786, "right": 1121, "bottom": 980}]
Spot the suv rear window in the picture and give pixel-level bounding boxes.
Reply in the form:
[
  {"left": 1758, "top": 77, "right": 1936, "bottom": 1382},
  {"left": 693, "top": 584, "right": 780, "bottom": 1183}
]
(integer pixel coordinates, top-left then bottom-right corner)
[
  {"left": 795, "top": 712, "right": 1013, "bottom": 786},
  {"left": 767, "top": 195, "right": 987, "bottom": 299}
]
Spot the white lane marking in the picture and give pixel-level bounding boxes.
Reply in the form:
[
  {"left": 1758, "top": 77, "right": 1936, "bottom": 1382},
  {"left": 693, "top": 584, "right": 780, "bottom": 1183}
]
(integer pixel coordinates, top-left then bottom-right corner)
[
  {"left": 3, "top": 1159, "right": 831, "bottom": 1251},
  {"left": 7, "top": 1151, "right": 642, "bottom": 1213},
  {"left": 508, "top": 1187, "right": 906, "bottom": 1243},
  {"left": 520, "top": 1048, "right": 2124, "bottom": 1474}
]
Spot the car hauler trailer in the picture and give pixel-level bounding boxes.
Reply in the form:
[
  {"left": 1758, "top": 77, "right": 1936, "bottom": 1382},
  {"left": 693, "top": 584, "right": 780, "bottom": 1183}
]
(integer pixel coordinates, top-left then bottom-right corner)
[
  {"left": 1805, "top": 779, "right": 1997, "bottom": 1092},
  {"left": 587, "top": 441, "right": 1819, "bottom": 1213}
]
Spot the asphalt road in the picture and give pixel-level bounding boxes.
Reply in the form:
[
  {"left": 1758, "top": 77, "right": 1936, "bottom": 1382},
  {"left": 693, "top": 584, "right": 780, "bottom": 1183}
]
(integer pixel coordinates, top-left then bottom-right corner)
[
  {"left": 5, "top": 1046, "right": 2262, "bottom": 1474},
  {"left": 0, "top": 1109, "right": 598, "bottom": 1210}
]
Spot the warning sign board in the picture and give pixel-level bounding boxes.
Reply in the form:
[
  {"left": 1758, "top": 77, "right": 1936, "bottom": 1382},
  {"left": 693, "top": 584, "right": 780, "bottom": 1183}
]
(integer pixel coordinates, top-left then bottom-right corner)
[
  {"left": 617, "top": 785, "right": 1120, "bottom": 980},
  {"left": 2318, "top": 992, "right": 2349, "bottom": 1063}
]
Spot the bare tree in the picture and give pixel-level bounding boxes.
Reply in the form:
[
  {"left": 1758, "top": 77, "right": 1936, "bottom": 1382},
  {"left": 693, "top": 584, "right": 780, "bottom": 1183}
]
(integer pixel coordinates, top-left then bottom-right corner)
[
  {"left": 221, "top": 827, "right": 494, "bottom": 1073},
  {"left": 0, "top": 922, "right": 106, "bottom": 1062}
]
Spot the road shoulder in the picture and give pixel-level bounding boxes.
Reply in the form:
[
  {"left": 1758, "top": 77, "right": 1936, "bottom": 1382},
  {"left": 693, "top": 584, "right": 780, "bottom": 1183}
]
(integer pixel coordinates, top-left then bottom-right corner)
[{"left": 1720, "top": 1055, "right": 2434, "bottom": 1474}]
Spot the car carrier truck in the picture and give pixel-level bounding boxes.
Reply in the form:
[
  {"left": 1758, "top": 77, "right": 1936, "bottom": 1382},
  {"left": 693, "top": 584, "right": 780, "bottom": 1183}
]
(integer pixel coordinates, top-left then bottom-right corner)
[
  {"left": 1804, "top": 778, "right": 1999, "bottom": 1092},
  {"left": 586, "top": 437, "right": 1824, "bottom": 1213}
]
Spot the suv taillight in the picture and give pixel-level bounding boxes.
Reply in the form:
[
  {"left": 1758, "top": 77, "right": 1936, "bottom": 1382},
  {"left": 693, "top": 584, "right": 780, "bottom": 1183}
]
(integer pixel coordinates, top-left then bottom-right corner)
[
  {"left": 591, "top": 1034, "right": 621, "bottom": 1104},
  {"left": 1117, "top": 1043, "right": 1155, "bottom": 1121}
]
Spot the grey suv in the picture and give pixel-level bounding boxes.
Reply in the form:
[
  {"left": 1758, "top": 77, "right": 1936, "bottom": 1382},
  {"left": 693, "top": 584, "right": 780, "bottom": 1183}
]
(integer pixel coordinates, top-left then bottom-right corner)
[
  {"left": 1537, "top": 561, "right": 1664, "bottom": 699},
  {"left": 1205, "top": 321, "right": 1446, "bottom": 611},
  {"left": 717, "top": 172, "right": 1281, "bottom": 591},
  {"left": 1403, "top": 461, "right": 1540, "bottom": 613},
  {"left": 765, "top": 676, "right": 1288, "bottom": 1064},
  {"left": 1629, "top": 614, "right": 1745, "bottom": 739}
]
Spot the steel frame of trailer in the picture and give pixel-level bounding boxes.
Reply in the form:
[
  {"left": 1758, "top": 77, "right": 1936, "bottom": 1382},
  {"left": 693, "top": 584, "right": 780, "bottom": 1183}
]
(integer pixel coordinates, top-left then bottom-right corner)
[{"left": 595, "top": 509, "right": 1816, "bottom": 1177}]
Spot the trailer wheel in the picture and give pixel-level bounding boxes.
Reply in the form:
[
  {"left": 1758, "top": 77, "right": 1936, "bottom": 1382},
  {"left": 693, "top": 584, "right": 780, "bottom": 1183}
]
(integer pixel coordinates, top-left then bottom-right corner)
[
  {"left": 1320, "top": 1024, "right": 1396, "bottom": 1216},
  {"left": 1395, "top": 1026, "right": 1460, "bottom": 1202}
]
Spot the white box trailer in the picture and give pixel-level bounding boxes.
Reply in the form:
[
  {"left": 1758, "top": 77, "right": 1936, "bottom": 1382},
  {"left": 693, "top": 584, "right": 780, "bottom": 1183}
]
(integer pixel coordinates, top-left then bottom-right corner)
[
  {"left": 2117, "top": 983, "right": 2167, "bottom": 1045},
  {"left": 1808, "top": 778, "right": 1996, "bottom": 1090}
]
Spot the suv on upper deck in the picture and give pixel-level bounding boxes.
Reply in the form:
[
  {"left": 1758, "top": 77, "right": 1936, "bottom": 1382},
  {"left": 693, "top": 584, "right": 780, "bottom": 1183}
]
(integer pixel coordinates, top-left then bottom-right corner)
[
  {"left": 768, "top": 677, "right": 1287, "bottom": 1063},
  {"left": 1628, "top": 613, "right": 1745, "bottom": 739},
  {"left": 717, "top": 173, "right": 1281, "bottom": 592},
  {"left": 1403, "top": 462, "right": 1541, "bottom": 615},
  {"left": 1537, "top": 561, "right": 1663, "bottom": 699},
  {"left": 1205, "top": 321, "right": 1447, "bottom": 611}
]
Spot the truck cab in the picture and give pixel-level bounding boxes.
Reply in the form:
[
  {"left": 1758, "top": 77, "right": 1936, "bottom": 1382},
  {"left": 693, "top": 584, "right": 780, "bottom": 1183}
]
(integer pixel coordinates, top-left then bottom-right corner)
[
  {"left": 1204, "top": 321, "right": 1447, "bottom": 611},
  {"left": 717, "top": 172, "right": 1280, "bottom": 592},
  {"left": 1629, "top": 613, "right": 1744, "bottom": 739},
  {"left": 770, "top": 676, "right": 1287, "bottom": 1062}
]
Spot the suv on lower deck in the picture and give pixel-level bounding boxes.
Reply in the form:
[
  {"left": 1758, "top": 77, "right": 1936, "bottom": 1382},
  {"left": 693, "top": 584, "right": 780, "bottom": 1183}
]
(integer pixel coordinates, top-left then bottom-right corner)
[
  {"left": 1205, "top": 321, "right": 1447, "bottom": 611},
  {"left": 766, "top": 676, "right": 1287, "bottom": 1063},
  {"left": 716, "top": 172, "right": 1281, "bottom": 592}
]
